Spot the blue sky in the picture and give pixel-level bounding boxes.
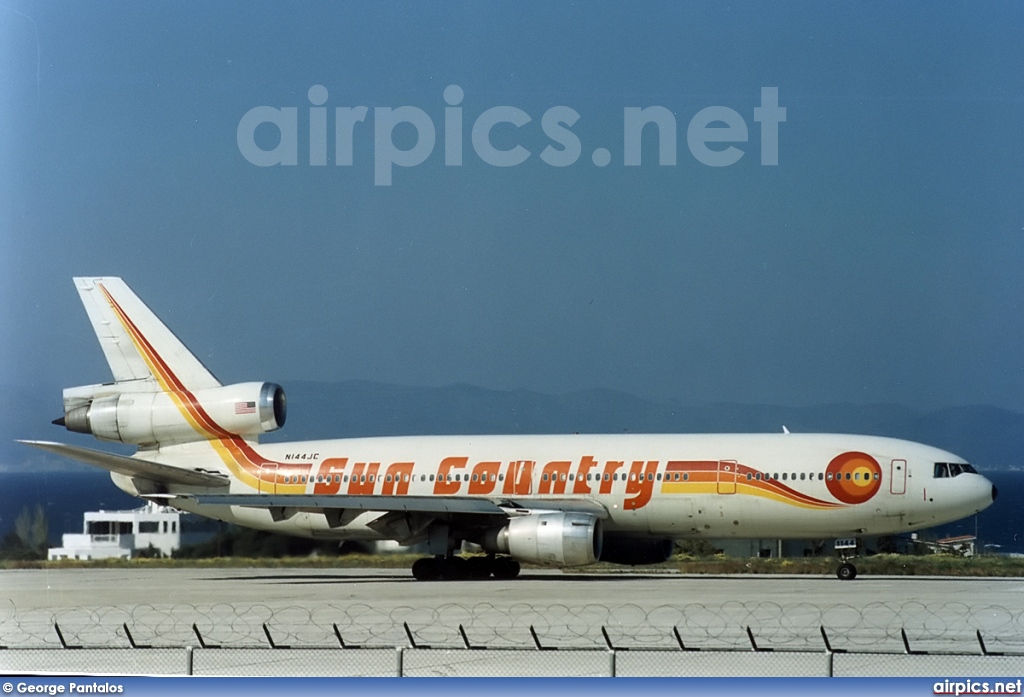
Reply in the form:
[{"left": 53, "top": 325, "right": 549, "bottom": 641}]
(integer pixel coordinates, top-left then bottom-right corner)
[{"left": 2, "top": 2, "right": 1023, "bottom": 414}]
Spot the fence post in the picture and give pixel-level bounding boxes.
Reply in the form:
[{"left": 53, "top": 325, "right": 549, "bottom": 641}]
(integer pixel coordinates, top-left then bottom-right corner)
[
  {"left": 396, "top": 646, "right": 405, "bottom": 677},
  {"left": 608, "top": 649, "right": 617, "bottom": 677},
  {"left": 825, "top": 650, "right": 833, "bottom": 678},
  {"left": 185, "top": 646, "right": 194, "bottom": 676}
]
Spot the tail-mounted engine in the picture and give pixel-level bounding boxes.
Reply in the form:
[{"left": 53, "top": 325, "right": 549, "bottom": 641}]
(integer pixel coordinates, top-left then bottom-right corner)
[{"left": 56, "top": 381, "right": 286, "bottom": 446}]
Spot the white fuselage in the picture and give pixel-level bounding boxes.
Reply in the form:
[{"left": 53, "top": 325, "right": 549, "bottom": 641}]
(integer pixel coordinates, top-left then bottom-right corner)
[{"left": 125, "top": 432, "right": 994, "bottom": 542}]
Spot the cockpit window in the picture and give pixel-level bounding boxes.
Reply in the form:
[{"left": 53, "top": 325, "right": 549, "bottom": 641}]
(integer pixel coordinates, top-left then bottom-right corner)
[{"left": 934, "top": 462, "right": 977, "bottom": 478}]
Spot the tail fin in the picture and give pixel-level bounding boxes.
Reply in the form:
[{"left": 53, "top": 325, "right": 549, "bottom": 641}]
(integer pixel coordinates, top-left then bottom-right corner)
[
  {"left": 56, "top": 278, "right": 285, "bottom": 447},
  {"left": 73, "top": 277, "right": 221, "bottom": 391}
]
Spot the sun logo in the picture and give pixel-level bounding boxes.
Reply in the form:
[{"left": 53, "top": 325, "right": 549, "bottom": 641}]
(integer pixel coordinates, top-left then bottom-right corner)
[{"left": 825, "top": 451, "right": 882, "bottom": 504}]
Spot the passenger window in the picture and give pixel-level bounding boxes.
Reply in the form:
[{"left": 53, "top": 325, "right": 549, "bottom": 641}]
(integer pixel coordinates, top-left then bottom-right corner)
[
  {"left": 683, "top": 473, "right": 689, "bottom": 481},
  {"left": 826, "top": 472, "right": 833, "bottom": 481},
  {"left": 800, "top": 473, "right": 805, "bottom": 481},
  {"left": 818, "top": 473, "right": 824, "bottom": 481},
  {"left": 782, "top": 473, "right": 787, "bottom": 481}
]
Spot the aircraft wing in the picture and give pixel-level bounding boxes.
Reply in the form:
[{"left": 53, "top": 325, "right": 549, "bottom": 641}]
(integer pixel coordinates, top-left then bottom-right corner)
[
  {"left": 184, "top": 493, "right": 610, "bottom": 518},
  {"left": 18, "top": 440, "right": 231, "bottom": 488},
  {"left": 190, "top": 493, "right": 507, "bottom": 515}
]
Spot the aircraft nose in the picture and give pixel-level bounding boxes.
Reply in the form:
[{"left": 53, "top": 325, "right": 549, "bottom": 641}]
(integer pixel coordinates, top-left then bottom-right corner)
[{"left": 992, "top": 484, "right": 999, "bottom": 502}]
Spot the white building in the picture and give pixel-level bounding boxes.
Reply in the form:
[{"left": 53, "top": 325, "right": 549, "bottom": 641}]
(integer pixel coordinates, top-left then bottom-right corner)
[{"left": 48, "top": 502, "right": 181, "bottom": 560}]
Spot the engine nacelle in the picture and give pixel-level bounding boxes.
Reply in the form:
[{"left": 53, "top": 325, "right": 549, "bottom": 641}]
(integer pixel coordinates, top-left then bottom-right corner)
[
  {"left": 599, "top": 536, "right": 674, "bottom": 566},
  {"left": 61, "top": 381, "right": 286, "bottom": 446},
  {"left": 485, "top": 512, "right": 602, "bottom": 567}
]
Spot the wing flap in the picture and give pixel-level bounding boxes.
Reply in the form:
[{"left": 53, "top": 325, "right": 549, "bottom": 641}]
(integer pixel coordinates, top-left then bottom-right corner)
[
  {"left": 19, "top": 440, "right": 230, "bottom": 488},
  {"left": 496, "top": 498, "right": 610, "bottom": 518}
]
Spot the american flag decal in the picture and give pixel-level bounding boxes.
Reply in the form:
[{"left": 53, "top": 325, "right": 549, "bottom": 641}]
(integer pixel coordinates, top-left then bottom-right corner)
[{"left": 235, "top": 401, "right": 256, "bottom": 415}]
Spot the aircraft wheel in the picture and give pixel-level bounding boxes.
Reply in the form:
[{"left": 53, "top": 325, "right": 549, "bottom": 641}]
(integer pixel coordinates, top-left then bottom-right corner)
[
  {"left": 492, "top": 557, "right": 521, "bottom": 580},
  {"left": 836, "top": 562, "right": 857, "bottom": 581},
  {"left": 440, "top": 556, "right": 470, "bottom": 581},
  {"left": 466, "top": 556, "right": 493, "bottom": 580},
  {"left": 412, "top": 557, "right": 442, "bottom": 581}
]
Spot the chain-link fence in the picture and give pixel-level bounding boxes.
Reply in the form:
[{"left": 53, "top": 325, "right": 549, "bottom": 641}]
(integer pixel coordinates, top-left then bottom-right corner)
[{"left": 2, "top": 601, "right": 1022, "bottom": 676}]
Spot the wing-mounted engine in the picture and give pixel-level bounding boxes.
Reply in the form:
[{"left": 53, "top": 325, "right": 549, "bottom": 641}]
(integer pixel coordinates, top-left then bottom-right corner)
[
  {"left": 483, "top": 511, "right": 602, "bottom": 567},
  {"left": 56, "top": 381, "right": 286, "bottom": 446}
]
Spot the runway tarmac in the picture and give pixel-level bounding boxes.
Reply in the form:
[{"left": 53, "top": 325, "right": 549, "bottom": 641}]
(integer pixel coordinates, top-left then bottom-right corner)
[
  {"left": 4, "top": 567, "right": 1024, "bottom": 611},
  {"left": 3, "top": 568, "right": 1023, "bottom": 654}
]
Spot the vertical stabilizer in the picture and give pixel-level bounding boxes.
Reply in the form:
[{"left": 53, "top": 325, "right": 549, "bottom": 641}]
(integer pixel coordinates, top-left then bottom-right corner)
[{"left": 74, "top": 277, "right": 221, "bottom": 391}]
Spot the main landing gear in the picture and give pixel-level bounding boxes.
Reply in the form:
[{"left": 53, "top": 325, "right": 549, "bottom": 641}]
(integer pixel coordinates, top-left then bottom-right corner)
[{"left": 411, "top": 554, "right": 521, "bottom": 581}]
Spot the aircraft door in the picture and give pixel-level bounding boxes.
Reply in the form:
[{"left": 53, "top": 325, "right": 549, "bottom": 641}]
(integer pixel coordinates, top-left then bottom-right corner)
[
  {"left": 890, "top": 459, "right": 907, "bottom": 495},
  {"left": 717, "top": 460, "right": 737, "bottom": 495},
  {"left": 510, "top": 460, "right": 533, "bottom": 495},
  {"left": 259, "top": 463, "right": 278, "bottom": 494}
]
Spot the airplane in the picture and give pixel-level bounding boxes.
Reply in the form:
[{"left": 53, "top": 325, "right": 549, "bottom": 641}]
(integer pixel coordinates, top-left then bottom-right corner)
[{"left": 21, "top": 277, "right": 997, "bottom": 581}]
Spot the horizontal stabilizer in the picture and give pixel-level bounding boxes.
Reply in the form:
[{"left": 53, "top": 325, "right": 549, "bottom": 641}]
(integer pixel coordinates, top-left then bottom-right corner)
[{"left": 18, "top": 440, "right": 230, "bottom": 488}]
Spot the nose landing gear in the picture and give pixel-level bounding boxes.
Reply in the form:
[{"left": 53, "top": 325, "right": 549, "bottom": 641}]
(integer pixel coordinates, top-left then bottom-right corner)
[{"left": 834, "top": 537, "right": 859, "bottom": 580}]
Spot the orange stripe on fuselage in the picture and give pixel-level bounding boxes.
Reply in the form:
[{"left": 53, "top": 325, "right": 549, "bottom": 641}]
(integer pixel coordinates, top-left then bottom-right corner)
[{"left": 662, "top": 460, "right": 842, "bottom": 510}]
